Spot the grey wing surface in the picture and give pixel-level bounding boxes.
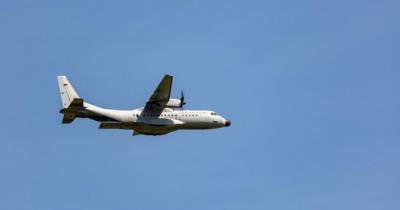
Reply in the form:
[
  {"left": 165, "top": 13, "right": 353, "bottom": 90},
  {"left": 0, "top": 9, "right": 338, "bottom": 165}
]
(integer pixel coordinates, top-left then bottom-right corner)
[{"left": 143, "top": 74, "right": 173, "bottom": 115}]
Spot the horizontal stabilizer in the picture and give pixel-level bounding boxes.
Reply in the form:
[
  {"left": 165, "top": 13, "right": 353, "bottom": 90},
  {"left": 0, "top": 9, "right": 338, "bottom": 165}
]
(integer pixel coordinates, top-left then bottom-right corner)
[
  {"left": 60, "top": 98, "right": 85, "bottom": 124},
  {"left": 62, "top": 114, "right": 76, "bottom": 124},
  {"left": 69, "top": 98, "right": 83, "bottom": 107}
]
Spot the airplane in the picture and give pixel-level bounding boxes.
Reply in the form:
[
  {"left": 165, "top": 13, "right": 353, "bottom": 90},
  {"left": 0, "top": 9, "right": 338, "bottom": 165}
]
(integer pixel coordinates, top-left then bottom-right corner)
[{"left": 57, "top": 74, "right": 231, "bottom": 136}]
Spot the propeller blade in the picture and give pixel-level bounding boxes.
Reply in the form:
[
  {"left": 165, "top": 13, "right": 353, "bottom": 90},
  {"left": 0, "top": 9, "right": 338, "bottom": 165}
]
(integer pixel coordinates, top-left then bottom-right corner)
[{"left": 180, "top": 91, "right": 186, "bottom": 107}]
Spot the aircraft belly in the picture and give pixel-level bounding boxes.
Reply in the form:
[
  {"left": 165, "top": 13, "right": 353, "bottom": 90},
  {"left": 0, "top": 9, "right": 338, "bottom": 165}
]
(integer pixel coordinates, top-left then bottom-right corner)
[
  {"left": 129, "top": 118, "right": 183, "bottom": 135},
  {"left": 133, "top": 124, "right": 178, "bottom": 135}
]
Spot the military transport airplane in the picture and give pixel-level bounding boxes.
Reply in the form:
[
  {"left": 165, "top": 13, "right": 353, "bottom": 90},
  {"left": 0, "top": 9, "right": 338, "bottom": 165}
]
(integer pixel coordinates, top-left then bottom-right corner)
[{"left": 58, "top": 75, "right": 231, "bottom": 136}]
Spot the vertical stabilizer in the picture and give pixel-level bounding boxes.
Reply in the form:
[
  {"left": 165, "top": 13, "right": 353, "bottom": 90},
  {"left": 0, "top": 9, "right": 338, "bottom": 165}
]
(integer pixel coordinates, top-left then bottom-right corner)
[{"left": 57, "top": 76, "right": 80, "bottom": 108}]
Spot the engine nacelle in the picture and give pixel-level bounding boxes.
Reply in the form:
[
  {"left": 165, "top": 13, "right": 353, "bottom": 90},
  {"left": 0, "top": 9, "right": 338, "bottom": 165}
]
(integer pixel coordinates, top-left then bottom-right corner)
[{"left": 165, "top": 98, "right": 183, "bottom": 108}]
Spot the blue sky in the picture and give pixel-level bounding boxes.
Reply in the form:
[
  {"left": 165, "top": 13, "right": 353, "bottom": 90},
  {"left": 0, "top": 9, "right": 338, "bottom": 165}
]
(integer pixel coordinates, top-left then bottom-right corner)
[{"left": 1, "top": 0, "right": 399, "bottom": 209}]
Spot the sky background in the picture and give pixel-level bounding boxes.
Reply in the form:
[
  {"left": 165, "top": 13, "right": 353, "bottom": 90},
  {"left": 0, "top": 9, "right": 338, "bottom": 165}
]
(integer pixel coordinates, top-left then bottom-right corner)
[{"left": 1, "top": 0, "right": 399, "bottom": 209}]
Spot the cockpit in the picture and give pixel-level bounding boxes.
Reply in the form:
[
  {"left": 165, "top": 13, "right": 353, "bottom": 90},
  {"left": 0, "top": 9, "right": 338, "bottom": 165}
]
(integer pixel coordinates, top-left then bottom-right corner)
[{"left": 211, "top": 112, "right": 217, "bottom": 115}]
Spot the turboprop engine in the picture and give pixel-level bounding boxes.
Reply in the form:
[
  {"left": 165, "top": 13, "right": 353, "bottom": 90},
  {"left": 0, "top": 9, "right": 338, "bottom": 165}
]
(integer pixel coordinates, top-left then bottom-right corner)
[{"left": 165, "top": 91, "right": 186, "bottom": 108}]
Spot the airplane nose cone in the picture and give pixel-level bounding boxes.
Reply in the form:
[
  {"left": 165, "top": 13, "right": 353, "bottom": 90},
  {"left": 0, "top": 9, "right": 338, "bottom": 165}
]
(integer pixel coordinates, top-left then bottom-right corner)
[{"left": 225, "top": 120, "right": 231, "bottom": 127}]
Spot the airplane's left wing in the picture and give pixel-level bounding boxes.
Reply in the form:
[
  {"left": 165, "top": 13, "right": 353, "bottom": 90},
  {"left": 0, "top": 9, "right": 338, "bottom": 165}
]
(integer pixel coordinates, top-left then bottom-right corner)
[{"left": 143, "top": 74, "right": 173, "bottom": 114}]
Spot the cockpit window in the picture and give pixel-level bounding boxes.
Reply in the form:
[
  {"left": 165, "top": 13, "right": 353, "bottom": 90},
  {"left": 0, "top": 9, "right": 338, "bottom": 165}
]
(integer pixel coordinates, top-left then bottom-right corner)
[{"left": 211, "top": 112, "right": 217, "bottom": 115}]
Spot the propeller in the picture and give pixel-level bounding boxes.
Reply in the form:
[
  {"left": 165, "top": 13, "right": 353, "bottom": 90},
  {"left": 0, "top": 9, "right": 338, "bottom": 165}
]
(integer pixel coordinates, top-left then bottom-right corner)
[{"left": 180, "top": 91, "right": 186, "bottom": 107}]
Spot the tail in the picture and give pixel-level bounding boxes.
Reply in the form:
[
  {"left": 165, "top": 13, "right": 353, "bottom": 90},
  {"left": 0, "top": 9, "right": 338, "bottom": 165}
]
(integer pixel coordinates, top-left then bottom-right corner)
[
  {"left": 57, "top": 76, "right": 83, "bottom": 123},
  {"left": 57, "top": 76, "right": 81, "bottom": 108}
]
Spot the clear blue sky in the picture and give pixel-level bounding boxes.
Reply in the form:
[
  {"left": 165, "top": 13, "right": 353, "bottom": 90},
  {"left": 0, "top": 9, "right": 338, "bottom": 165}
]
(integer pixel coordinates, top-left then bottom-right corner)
[{"left": 1, "top": 0, "right": 399, "bottom": 209}]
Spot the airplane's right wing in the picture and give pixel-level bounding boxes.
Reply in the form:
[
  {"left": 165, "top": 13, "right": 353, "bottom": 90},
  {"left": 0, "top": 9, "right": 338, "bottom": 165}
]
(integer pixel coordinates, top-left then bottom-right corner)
[{"left": 142, "top": 74, "right": 173, "bottom": 114}]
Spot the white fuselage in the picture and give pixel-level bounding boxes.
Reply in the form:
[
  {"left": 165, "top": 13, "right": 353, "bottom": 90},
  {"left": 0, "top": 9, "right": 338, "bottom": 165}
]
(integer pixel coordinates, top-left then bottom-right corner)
[{"left": 84, "top": 103, "right": 230, "bottom": 135}]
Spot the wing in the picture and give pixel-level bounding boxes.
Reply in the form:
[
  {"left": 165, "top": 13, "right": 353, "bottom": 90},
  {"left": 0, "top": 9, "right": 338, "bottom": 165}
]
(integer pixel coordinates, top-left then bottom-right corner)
[{"left": 143, "top": 74, "right": 173, "bottom": 114}]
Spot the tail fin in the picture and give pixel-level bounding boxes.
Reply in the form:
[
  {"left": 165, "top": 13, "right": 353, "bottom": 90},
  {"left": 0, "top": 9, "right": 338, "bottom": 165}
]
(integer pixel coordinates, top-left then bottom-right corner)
[
  {"left": 57, "top": 76, "right": 80, "bottom": 108},
  {"left": 57, "top": 76, "right": 84, "bottom": 124}
]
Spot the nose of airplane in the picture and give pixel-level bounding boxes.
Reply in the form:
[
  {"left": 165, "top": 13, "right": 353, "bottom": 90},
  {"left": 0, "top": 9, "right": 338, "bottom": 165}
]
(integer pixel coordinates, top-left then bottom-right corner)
[{"left": 225, "top": 120, "right": 231, "bottom": 127}]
